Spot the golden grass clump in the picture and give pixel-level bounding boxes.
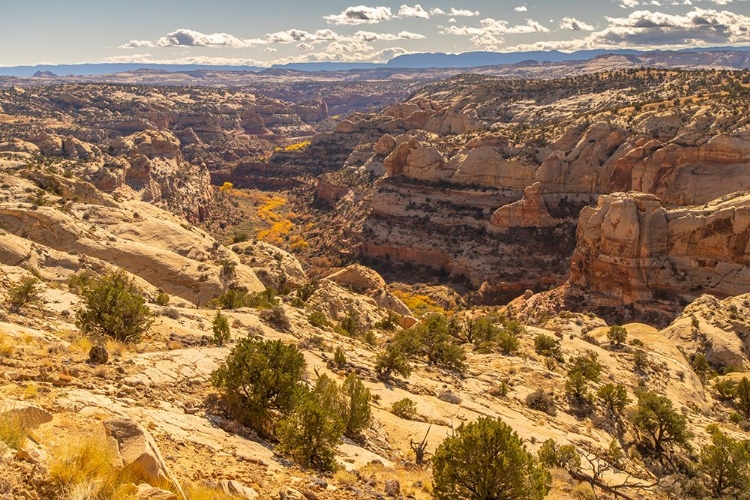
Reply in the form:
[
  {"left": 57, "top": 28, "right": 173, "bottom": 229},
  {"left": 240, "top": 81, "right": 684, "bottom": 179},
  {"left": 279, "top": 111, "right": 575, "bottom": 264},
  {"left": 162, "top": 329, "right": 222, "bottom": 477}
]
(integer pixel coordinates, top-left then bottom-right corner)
[
  {"left": 49, "top": 431, "right": 132, "bottom": 499},
  {"left": 0, "top": 410, "right": 27, "bottom": 449},
  {"left": 184, "top": 482, "right": 243, "bottom": 500}
]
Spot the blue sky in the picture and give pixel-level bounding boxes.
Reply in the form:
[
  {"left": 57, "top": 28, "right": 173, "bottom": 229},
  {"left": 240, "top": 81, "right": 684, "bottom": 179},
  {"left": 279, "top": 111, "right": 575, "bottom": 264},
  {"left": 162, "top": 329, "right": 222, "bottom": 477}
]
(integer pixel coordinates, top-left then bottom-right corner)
[{"left": 1, "top": 0, "right": 749, "bottom": 66}]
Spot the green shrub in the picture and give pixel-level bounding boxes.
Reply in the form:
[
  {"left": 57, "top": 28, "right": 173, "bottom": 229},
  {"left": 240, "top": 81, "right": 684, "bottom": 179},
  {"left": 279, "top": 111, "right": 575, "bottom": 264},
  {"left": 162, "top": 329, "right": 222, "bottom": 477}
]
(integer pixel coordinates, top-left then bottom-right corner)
[
  {"left": 333, "top": 346, "right": 347, "bottom": 367},
  {"left": 277, "top": 384, "right": 343, "bottom": 472},
  {"left": 607, "top": 325, "right": 627, "bottom": 347},
  {"left": 534, "top": 334, "right": 563, "bottom": 361},
  {"left": 496, "top": 331, "right": 520, "bottom": 355},
  {"left": 210, "top": 338, "right": 305, "bottom": 437},
  {"left": 232, "top": 232, "right": 249, "bottom": 244},
  {"left": 391, "top": 398, "right": 418, "bottom": 420},
  {"left": 336, "top": 309, "right": 363, "bottom": 338},
  {"left": 737, "top": 377, "right": 750, "bottom": 419},
  {"left": 631, "top": 391, "right": 691, "bottom": 454},
  {"left": 537, "top": 439, "right": 581, "bottom": 471},
  {"left": 154, "top": 291, "right": 170, "bottom": 306},
  {"left": 375, "top": 344, "right": 412, "bottom": 379},
  {"left": 633, "top": 349, "right": 649, "bottom": 371},
  {"left": 341, "top": 374, "right": 371, "bottom": 437},
  {"left": 526, "top": 389, "right": 557, "bottom": 416},
  {"left": 75, "top": 271, "right": 153, "bottom": 343},
  {"left": 565, "top": 351, "right": 602, "bottom": 401},
  {"left": 714, "top": 379, "right": 737, "bottom": 401},
  {"left": 8, "top": 276, "right": 42, "bottom": 312},
  {"left": 432, "top": 417, "right": 551, "bottom": 500},
  {"left": 244, "top": 287, "right": 278, "bottom": 309},
  {"left": 308, "top": 310, "right": 329, "bottom": 328},
  {"left": 699, "top": 427, "right": 750, "bottom": 497},
  {"left": 212, "top": 310, "right": 230, "bottom": 346},
  {"left": 596, "top": 383, "right": 630, "bottom": 417}
]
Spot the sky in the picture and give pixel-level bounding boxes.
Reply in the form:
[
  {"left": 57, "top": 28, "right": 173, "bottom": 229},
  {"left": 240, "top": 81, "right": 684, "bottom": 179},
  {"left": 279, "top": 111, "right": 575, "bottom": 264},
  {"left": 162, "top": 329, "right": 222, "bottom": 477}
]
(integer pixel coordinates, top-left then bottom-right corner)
[{"left": 1, "top": 0, "right": 750, "bottom": 67}]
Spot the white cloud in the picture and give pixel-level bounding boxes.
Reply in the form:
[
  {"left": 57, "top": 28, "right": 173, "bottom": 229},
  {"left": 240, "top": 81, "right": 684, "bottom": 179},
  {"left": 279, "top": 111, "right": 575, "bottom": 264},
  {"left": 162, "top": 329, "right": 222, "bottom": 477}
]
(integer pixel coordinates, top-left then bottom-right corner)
[
  {"left": 354, "top": 30, "right": 425, "bottom": 41},
  {"left": 509, "top": 7, "right": 750, "bottom": 51},
  {"left": 558, "top": 17, "right": 595, "bottom": 30},
  {"left": 120, "top": 29, "right": 265, "bottom": 49},
  {"left": 324, "top": 5, "right": 394, "bottom": 25},
  {"left": 297, "top": 43, "right": 315, "bottom": 51},
  {"left": 103, "top": 53, "right": 269, "bottom": 66},
  {"left": 397, "top": 4, "right": 430, "bottom": 18},
  {"left": 450, "top": 8, "right": 481, "bottom": 17},
  {"left": 430, "top": 8, "right": 446, "bottom": 15},
  {"left": 515, "top": 6, "right": 528, "bottom": 12}
]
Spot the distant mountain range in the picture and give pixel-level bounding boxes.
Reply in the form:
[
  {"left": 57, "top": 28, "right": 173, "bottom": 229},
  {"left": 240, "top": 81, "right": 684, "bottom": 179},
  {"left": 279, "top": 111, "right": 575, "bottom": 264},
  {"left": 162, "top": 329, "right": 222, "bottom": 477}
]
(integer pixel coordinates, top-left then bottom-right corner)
[{"left": 2, "top": 47, "right": 749, "bottom": 77}]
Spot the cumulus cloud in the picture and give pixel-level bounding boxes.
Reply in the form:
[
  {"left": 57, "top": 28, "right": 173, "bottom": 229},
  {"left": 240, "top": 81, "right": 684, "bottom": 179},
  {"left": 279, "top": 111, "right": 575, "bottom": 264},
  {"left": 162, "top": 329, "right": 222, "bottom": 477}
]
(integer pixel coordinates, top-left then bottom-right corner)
[
  {"left": 397, "top": 4, "right": 430, "bottom": 18},
  {"left": 297, "top": 43, "right": 315, "bottom": 51},
  {"left": 324, "top": 5, "right": 394, "bottom": 24},
  {"left": 354, "top": 30, "right": 425, "bottom": 41},
  {"left": 120, "top": 29, "right": 265, "bottom": 49},
  {"left": 515, "top": 6, "right": 528, "bottom": 12},
  {"left": 558, "top": 17, "right": 595, "bottom": 30},
  {"left": 509, "top": 8, "right": 750, "bottom": 52},
  {"left": 442, "top": 17, "right": 549, "bottom": 48},
  {"left": 103, "top": 53, "right": 269, "bottom": 66},
  {"left": 450, "top": 8, "right": 481, "bottom": 16}
]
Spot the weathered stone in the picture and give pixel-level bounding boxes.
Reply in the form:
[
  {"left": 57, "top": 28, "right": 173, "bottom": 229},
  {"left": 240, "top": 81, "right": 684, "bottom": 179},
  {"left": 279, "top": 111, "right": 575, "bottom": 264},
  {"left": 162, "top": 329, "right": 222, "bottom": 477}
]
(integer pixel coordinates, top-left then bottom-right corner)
[
  {"left": 384, "top": 479, "right": 401, "bottom": 498},
  {"left": 88, "top": 345, "right": 109, "bottom": 365}
]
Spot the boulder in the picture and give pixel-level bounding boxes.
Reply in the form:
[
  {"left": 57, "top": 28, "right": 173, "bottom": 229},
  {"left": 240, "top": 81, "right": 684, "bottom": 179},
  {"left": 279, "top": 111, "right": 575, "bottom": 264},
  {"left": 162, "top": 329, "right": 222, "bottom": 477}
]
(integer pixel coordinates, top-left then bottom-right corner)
[
  {"left": 490, "top": 183, "right": 557, "bottom": 228},
  {"left": 220, "top": 480, "right": 259, "bottom": 500},
  {"left": 384, "top": 480, "right": 401, "bottom": 498}
]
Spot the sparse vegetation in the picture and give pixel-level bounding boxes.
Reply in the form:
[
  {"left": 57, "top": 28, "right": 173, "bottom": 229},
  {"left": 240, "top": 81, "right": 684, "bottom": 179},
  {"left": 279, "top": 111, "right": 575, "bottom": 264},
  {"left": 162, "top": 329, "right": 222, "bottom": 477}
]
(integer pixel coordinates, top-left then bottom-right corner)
[
  {"left": 391, "top": 398, "right": 418, "bottom": 420},
  {"left": 212, "top": 310, "right": 230, "bottom": 346},
  {"left": 75, "top": 271, "right": 153, "bottom": 343},
  {"left": 8, "top": 276, "right": 42, "bottom": 312},
  {"left": 432, "top": 417, "right": 551, "bottom": 500}
]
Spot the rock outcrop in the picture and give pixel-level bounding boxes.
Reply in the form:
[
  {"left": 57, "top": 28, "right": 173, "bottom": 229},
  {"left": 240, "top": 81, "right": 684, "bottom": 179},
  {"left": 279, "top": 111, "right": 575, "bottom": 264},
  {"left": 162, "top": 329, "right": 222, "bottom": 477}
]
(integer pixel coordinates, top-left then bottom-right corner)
[
  {"left": 490, "top": 183, "right": 557, "bottom": 228},
  {"left": 570, "top": 191, "right": 750, "bottom": 307}
]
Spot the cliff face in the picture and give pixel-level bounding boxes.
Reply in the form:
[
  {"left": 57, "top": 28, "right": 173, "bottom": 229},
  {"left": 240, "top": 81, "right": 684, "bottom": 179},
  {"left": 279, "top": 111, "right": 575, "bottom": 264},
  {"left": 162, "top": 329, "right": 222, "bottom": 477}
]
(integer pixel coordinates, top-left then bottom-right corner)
[
  {"left": 570, "top": 192, "right": 750, "bottom": 307},
  {"left": 298, "top": 71, "right": 750, "bottom": 302}
]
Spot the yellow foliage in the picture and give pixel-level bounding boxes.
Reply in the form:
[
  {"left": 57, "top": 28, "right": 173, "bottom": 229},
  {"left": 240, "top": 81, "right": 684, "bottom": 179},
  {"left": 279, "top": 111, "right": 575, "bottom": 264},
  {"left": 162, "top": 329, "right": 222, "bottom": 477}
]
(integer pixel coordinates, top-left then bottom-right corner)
[
  {"left": 392, "top": 290, "right": 445, "bottom": 315},
  {"left": 257, "top": 195, "right": 287, "bottom": 223},
  {"left": 275, "top": 140, "right": 311, "bottom": 153},
  {"left": 0, "top": 409, "right": 27, "bottom": 449},
  {"left": 219, "top": 182, "right": 233, "bottom": 193},
  {"left": 257, "top": 219, "right": 293, "bottom": 245},
  {"left": 290, "top": 236, "right": 309, "bottom": 252}
]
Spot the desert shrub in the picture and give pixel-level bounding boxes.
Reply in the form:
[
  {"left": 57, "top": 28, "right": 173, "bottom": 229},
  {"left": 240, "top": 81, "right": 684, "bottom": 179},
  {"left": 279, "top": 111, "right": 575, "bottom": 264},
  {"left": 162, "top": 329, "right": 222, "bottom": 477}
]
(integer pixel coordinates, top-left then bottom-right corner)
[
  {"left": 75, "top": 271, "right": 153, "bottom": 343},
  {"left": 534, "top": 334, "right": 563, "bottom": 361},
  {"left": 161, "top": 307, "right": 180, "bottom": 319},
  {"left": 296, "top": 280, "right": 318, "bottom": 302},
  {"left": 336, "top": 308, "right": 363, "bottom": 338},
  {"left": 596, "top": 383, "right": 630, "bottom": 417},
  {"left": 67, "top": 271, "right": 94, "bottom": 294},
  {"left": 375, "top": 344, "right": 412, "bottom": 379},
  {"left": 633, "top": 349, "right": 649, "bottom": 371},
  {"left": 333, "top": 346, "right": 347, "bottom": 367},
  {"left": 526, "top": 389, "right": 557, "bottom": 416},
  {"left": 565, "top": 351, "right": 602, "bottom": 401},
  {"left": 232, "top": 232, "right": 249, "bottom": 244},
  {"left": 212, "top": 310, "right": 230, "bottom": 346},
  {"left": 341, "top": 373, "right": 372, "bottom": 437},
  {"left": 374, "top": 310, "right": 399, "bottom": 331},
  {"left": 607, "top": 325, "right": 628, "bottom": 347},
  {"left": 699, "top": 427, "right": 750, "bottom": 497},
  {"left": 691, "top": 353, "right": 711, "bottom": 380},
  {"left": 714, "top": 379, "right": 737, "bottom": 401},
  {"left": 737, "top": 377, "right": 750, "bottom": 419},
  {"left": 496, "top": 330, "right": 520, "bottom": 355},
  {"left": 308, "top": 310, "right": 329, "bottom": 328},
  {"left": 391, "top": 398, "right": 418, "bottom": 420},
  {"left": 261, "top": 306, "right": 291, "bottom": 332},
  {"left": 219, "top": 259, "right": 237, "bottom": 279},
  {"left": 8, "top": 276, "right": 42, "bottom": 312},
  {"left": 410, "top": 314, "right": 467, "bottom": 374},
  {"left": 154, "top": 291, "right": 170, "bottom": 306},
  {"left": 211, "top": 338, "right": 305, "bottom": 437},
  {"left": 277, "top": 384, "right": 343, "bottom": 472},
  {"left": 631, "top": 391, "right": 691, "bottom": 454},
  {"left": 537, "top": 439, "right": 581, "bottom": 471},
  {"left": 244, "top": 287, "right": 278, "bottom": 309},
  {"left": 210, "top": 288, "right": 247, "bottom": 310},
  {"left": 489, "top": 381, "right": 509, "bottom": 398},
  {"left": 432, "top": 417, "right": 551, "bottom": 500}
]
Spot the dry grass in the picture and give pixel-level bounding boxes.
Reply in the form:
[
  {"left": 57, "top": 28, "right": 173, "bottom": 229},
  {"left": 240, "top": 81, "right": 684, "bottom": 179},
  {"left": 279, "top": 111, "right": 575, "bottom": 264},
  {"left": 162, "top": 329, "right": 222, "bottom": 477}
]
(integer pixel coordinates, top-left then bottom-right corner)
[
  {"left": 185, "top": 482, "right": 242, "bottom": 500},
  {"left": 0, "top": 332, "right": 15, "bottom": 358},
  {"left": 49, "top": 431, "right": 132, "bottom": 499},
  {"left": 105, "top": 339, "right": 128, "bottom": 358},
  {"left": 0, "top": 410, "right": 27, "bottom": 449}
]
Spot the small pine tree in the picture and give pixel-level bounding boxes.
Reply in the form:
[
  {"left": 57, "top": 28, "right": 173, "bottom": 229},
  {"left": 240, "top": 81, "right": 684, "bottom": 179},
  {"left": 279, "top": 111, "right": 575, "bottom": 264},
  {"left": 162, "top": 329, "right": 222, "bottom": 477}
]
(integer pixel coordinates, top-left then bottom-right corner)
[
  {"left": 212, "top": 310, "right": 230, "bottom": 346},
  {"left": 333, "top": 346, "right": 347, "bottom": 367},
  {"left": 736, "top": 377, "right": 750, "bottom": 419},
  {"left": 432, "top": 417, "right": 551, "bottom": 500},
  {"left": 631, "top": 391, "right": 691, "bottom": 454},
  {"left": 596, "top": 383, "right": 630, "bottom": 417},
  {"left": 700, "top": 427, "right": 750, "bottom": 497},
  {"left": 565, "top": 351, "right": 602, "bottom": 401},
  {"left": 75, "top": 271, "right": 153, "bottom": 343},
  {"left": 8, "top": 276, "right": 42, "bottom": 313},
  {"left": 341, "top": 373, "right": 371, "bottom": 438},
  {"left": 375, "top": 344, "right": 412, "bottom": 379},
  {"left": 210, "top": 338, "right": 305, "bottom": 437},
  {"left": 607, "top": 325, "right": 627, "bottom": 347}
]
